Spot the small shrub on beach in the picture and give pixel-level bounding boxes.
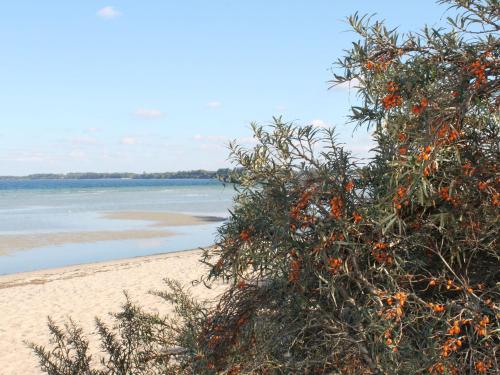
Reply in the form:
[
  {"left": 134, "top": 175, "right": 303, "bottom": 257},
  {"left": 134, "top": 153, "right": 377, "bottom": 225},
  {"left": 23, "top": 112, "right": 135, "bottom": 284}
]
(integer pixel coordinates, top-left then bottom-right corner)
[
  {"left": 29, "top": 285, "right": 208, "bottom": 375},
  {"left": 31, "top": 0, "right": 498, "bottom": 374}
]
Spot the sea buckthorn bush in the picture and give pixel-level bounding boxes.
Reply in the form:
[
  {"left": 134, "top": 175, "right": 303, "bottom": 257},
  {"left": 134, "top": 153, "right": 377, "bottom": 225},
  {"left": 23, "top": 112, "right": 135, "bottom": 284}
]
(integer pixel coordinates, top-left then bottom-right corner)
[{"left": 32, "top": 1, "right": 498, "bottom": 374}]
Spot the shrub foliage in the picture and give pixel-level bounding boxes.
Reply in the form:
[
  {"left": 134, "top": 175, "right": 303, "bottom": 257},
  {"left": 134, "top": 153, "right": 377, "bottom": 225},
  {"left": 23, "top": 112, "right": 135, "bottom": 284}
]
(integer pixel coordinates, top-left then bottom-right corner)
[{"left": 32, "top": 1, "right": 498, "bottom": 374}]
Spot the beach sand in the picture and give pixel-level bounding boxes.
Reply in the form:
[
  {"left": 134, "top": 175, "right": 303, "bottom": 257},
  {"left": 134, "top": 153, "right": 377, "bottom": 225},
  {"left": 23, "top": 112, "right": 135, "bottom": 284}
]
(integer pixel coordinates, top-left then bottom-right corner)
[
  {"left": 0, "top": 212, "right": 224, "bottom": 255},
  {"left": 0, "top": 249, "right": 225, "bottom": 375}
]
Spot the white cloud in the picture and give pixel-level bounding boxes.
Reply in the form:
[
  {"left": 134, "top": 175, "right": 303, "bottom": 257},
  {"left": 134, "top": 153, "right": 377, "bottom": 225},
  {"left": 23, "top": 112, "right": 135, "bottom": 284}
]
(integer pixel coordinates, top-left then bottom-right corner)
[
  {"left": 199, "top": 143, "right": 225, "bottom": 151},
  {"left": 276, "top": 105, "right": 286, "bottom": 112},
  {"left": 309, "top": 119, "right": 331, "bottom": 129},
  {"left": 207, "top": 101, "right": 221, "bottom": 108},
  {"left": 133, "top": 108, "right": 165, "bottom": 119},
  {"left": 348, "top": 143, "right": 374, "bottom": 154},
  {"left": 3, "top": 151, "right": 53, "bottom": 163},
  {"left": 71, "top": 136, "right": 98, "bottom": 145},
  {"left": 97, "top": 6, "right": 122, "bottom": 19},
  {"left": 331, "top": 78, "right": 360, "bottom": 90},
  {"left": 193, "top": 134, "right": 257, "bottom": 146},
  {"left": 121, "top": 137, "right": 137, "bottom": 145},
  {"left": 69, "top": 150, "right": 87, "bottom": 160},
  {"left": 86, "top": 127, "right": 99, "bottom": 133},
  {"left": 237, "top": 136, "right": 258, "bottom": 145},
  {"left": 193, "top": 134, "right": 228, "bottom": 142}
]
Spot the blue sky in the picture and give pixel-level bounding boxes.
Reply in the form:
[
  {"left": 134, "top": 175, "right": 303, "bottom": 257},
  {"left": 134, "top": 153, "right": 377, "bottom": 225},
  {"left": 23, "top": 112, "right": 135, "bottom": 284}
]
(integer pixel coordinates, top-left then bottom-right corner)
[{"left": 0, "top": 1, "right": 447, "bottom": 175}]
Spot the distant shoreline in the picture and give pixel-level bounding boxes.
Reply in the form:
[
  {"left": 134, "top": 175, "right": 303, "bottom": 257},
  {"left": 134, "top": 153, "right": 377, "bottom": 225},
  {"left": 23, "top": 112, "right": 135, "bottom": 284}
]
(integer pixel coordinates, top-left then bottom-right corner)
[
  {"left": 0, "top": 168, "right": 242, "bottom": 183},
  {"left": 0, "top": 168, "right": 240, "bottom": 181}
]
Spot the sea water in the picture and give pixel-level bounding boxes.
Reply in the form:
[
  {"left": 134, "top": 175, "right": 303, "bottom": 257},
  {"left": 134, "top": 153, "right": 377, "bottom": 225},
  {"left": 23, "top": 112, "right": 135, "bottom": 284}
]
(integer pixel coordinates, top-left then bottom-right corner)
[{"left": 0, "top": 179, "right": 235, "bottom": 275}]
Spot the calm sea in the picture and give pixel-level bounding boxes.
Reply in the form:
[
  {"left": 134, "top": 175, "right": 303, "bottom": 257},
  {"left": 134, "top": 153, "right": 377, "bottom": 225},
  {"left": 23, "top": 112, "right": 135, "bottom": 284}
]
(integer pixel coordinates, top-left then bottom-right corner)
[{"left": 0, "top": 179, "right": 235, "bottom": 275}]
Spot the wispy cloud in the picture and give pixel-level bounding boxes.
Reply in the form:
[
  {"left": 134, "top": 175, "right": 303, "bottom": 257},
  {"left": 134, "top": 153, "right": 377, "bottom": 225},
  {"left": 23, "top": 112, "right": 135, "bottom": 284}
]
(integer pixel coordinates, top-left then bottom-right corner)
[
  {"left": 236, "top": 136, "right": 258, "bottom": 145},
  {"left": 85, "top": 127, "right": 99, "bottom": 133},
  {"left": 2, "top": 151, "right": 54, "bottom": 163},
  {"left": 331, "top": 78, "right": 360, "bottom": 90},
  {"left": 133, "top": 108, "right": 165, "bottom": 119},
  {"left": 68, "top": 150, "right": 87, "bottom": 160},
  {"left": 97, "top": 6, "right": 122, "bottom": 20},
  {"left": 193, "top": 134, "right": 257, "bottom": 145},
  {"left": 199, "top": 143, "right": 225, "bottom": 151},
  {"left": 193, "top": 134, "right": 227, "bottom": 142},
  {"left": 207, "top": 101, "right": 221, "bottom": 108},
  {"left": 309, "top": 119, "right": 332, "bottom": 129},
  {"left": 121, "top": 137, "right": 137, "bottom": 145},
  {"left": 71, "top": 136, "right": 98, "bottom": 146}
]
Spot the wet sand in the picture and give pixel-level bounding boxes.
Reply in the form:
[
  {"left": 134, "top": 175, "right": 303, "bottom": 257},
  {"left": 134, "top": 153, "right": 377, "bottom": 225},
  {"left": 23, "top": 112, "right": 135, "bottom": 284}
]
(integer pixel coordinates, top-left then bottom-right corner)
[{"left": 0, "top": 249, "right": 225, "bottom": 375}]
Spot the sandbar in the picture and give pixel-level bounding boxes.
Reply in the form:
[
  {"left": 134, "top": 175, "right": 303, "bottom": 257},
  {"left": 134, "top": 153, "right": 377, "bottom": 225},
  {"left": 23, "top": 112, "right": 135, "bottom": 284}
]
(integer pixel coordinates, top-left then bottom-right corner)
[
  {"left": 0, "top": 230, "right": 173, "bottom": 255},
  {"left": 0, "top": 212, "right": 224, "bottom": 255},
  {"left": 102, "top": 211, "right": 225, "bottom": 227}
]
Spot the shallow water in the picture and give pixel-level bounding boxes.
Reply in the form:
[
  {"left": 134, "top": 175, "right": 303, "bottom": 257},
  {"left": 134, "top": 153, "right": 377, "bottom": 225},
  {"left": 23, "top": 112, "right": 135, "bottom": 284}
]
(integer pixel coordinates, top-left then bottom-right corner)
[{"left": 0, "top": 179, "right": 235, "bottom": 274}]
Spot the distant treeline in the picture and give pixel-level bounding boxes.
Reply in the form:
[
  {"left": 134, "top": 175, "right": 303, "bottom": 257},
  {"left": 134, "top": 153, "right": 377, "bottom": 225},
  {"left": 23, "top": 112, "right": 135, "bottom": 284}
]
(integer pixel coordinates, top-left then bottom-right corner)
[{"left": 0, "top": 169, "right": 242, "bottom": 182}]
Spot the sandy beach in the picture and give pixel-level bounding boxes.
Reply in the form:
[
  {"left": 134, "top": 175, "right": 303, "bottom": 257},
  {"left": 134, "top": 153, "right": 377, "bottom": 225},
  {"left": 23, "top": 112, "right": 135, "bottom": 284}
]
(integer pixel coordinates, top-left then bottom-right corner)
[{"left": 0, "top": 249, "right": 225, "bottom": 375}]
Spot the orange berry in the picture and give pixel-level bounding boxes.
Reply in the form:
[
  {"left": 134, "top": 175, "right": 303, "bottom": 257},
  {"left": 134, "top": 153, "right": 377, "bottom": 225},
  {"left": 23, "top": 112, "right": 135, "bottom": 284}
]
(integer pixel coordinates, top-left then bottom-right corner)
[
  {"left": 447, "top": 325, "right": 460, "bottom": 335},
  {"left": 475, "top": 361, "right": 488, "bottom": 373},
  {"left": 237, "top": 280, "right": 246, "bottom": 289},
  {"left": 382, "top": 94, "right": 403, "bottom": 109},
  {"left": 239, "top": 230, "right": 250, "bottom": 242},
  {"left": 429, "top": 303, "right": 445, "bottom": 313},
  {"left": 329, "top": 196, "right": 343, "bottom": 219},
  {"left": 478, "top": 181, "right": 488, "bottom": 190},
  {"left": 412, "top": 104, "right": 423, "bottom": 114},
  {"left": 327, "top": 257, "right": 343, "bottom": 273}
]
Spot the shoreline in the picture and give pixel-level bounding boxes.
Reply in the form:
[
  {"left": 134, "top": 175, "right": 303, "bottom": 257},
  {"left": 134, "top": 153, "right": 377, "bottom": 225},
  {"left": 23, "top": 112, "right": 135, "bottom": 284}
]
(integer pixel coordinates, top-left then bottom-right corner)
[
  {"left": 0, "top": 246, "right": 203, "bottom": 281},
  {"left": 0, "top": 248, "right": 225, "bottom": 375}
]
